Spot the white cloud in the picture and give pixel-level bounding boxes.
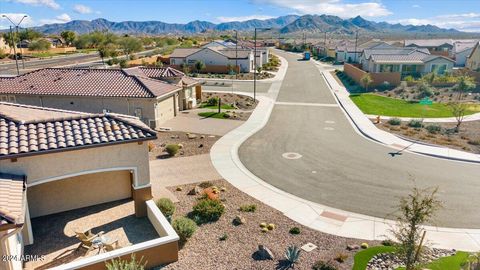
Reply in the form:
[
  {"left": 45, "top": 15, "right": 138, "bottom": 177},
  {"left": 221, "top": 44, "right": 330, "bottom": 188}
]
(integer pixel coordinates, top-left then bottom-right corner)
[
  {"left": 10, "top": 0, "right": 60, "bottom": 9},
  {"left": 0, "top": 13, "right": 34, "bottom": 29},
  {"left": 73, "top": 4, "right": 92, "bottom": 14},
  {"left": 39, "top": 13, "right": 72, "bottom": 25},
  {"left": 412, "top": 4, "right": 420, "bottom": 8},
  {"left": 255, "top": 0, "right": 392, "bottom": 18},
  {"left": 217, "top": 15, "right": 275, "bottom": 23},
  {"left": 389, "top": 13, "right": 480, "bottom": 32}
]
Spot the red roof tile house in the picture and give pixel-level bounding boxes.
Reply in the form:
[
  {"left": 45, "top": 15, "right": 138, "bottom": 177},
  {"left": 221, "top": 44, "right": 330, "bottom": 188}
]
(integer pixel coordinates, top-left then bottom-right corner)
[
  {"left": 0, "top": 66, "right": 200, "bottom": 129},
  {"left": 0, "top": 102, "right": 179, "bottom": 270}
]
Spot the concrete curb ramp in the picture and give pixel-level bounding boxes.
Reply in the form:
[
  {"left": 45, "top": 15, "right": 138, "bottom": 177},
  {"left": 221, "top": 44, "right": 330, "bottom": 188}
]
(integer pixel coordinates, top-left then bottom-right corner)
[{"left": 211, "top": 54, "right": 480, "bottom": 251}]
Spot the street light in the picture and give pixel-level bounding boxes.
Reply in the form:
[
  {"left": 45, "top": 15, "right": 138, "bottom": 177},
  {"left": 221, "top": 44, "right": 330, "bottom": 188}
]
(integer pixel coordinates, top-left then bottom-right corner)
[
  {"left": 254, "top": 27, "right": 271, "bottom": 103},
  {"left": 233, "top": 30, "right": 238, "bottom": 80},
  {"left": 2, "top": 14, "right": 28, "bottom": 74}
]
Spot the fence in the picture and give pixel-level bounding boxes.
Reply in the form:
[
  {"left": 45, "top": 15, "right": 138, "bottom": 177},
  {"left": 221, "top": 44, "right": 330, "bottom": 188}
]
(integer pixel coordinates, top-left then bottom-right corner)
[{"left": 344, "top": 63, "right": 401, "bottom": 87}]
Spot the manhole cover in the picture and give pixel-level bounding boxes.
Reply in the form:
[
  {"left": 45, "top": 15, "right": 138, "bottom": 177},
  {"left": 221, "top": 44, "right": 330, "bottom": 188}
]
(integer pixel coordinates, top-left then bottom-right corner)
[
  {"left": 282, "top": 152, "right": 302, "bottom": 159},
  {"left": 324, "top": 127, "right": 335, "bottom": 131}
]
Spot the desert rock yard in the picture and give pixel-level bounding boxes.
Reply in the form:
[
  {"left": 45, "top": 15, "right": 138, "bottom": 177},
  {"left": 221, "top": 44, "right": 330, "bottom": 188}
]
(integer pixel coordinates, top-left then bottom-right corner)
[
  {"left": 148, "top": 131, "right": 219, "bottom": 160},
  {"left": 199, "top": 92, "right": 258, "bottom": 121},
  {"left": 160, "top": 180, "right": 377, "bottom": 270}
]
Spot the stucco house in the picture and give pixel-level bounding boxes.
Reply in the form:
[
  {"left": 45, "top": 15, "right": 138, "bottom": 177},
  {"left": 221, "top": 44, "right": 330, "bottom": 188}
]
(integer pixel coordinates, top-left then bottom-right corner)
[
  {"left": 404, "top": 39, "right": 454, "bottom": 57},
  {"left": 359, "top": 47, "right": 454, "bottom": 77},
  {"left": 452, "top": 41, "right": 477, "bottom": 67},
  {"left": 0, "top": 102, "right": 180, "bottom": 270},
  {"left": 0, "top": 66, "right": 199, "bottom": 129},
  {"left": 169, "top": 46, "right": 255, "bottom": 72},
  {"left": 336, "top": 40, "right": 393, "bottom": 63},
  {"left": 0, "top": 36, "right": 10, "bottom": 52},
  {"left": 466, "top": 41, "right": 480, "bottom": 71}
]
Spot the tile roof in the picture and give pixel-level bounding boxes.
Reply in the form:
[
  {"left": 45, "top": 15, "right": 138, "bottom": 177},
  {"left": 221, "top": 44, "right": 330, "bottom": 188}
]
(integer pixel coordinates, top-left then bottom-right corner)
[
  {"left": 364, "top": 47, "right": 454, "bottom": 64},
  {"left": 124, "top": 66, "right": 199, "bottom": 88},
  {"left": 405, "top": 39, "right": 453, "bottom": 47},
  {"left": 215, "top": 48, "right": 252, "bottom": 59},
  {"left": 169, "top": 48, "right": 201, "bottom": 58},
  {"left": 454, "top": 41, "right": 478, "bottom": 54},
  {"left": 0, "top": 102, "right": 157, "bottom": 160},
  {"left": 0, "top": 173, "right": 25, "bottom": 225},
  {"left": 0, "top": 68, "right": 183, "bottom": 98}
]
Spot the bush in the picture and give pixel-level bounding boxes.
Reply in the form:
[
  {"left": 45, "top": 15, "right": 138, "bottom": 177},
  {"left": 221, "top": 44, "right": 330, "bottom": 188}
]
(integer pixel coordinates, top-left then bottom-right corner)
[
  {"left": 172, "top": 217, "right": 197, "bottom": 242},
  {"left": 119, "top": 59, "right": 128, "bottom": 68},
  {"left": 404, "top": 75, "right": 415, "bottom": 82},
  {"left": 289, "top": 227, "right": 301, "bottom": 235},
  {"left": 198, "top": 181, "right": 214, "bottom": 188},
  {"left": 468, "top": 139, "right": 480, "bottom": 145},
  {"left": 165, "top": 144, "right": 179, "bottom": 156},
  {"left": 381, "top": 239, "right": 396, "bottom": 246},
  {"left": 239, "top": 204, "right": 257, "bottom": 212},
  {"left": 106, "top": 254, "right": 146, "bottom": 270},
  {"left": 207, "top": 97, "right": 219, "bottom": 106},
  {"left": 334, "top": 253, "right": 348, "bottom": 263},
  {"left": 156, "top": 198, "right": 175, "bottom": 219},
  {"left": 361, "top": 242, "right": 369, "bottom": 249},
  {"left": 425, "top": 124, "right": 441, "bottom": 134},
  {"left": 312, "top": 260, "right": 338, "bottom": 270},
  {"left": 192, "top": 198, "right": 225, "bottom": 223},
  {"left": 388, "top": 118, "right": 401, "bottom": 126},
  {"left": 408, "top": 119, "right": 423, "bottom": 128}
]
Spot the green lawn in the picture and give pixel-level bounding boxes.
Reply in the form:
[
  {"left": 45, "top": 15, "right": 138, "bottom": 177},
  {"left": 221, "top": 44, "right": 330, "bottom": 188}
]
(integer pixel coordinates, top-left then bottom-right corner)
[
  {"left": 353, "top": 246, "right": 397, "bottom": 270},
  {"left": 198, "top": 112, "right": 230, "bottom": 119},
  {"left": 199, "top": 103, "right": 235, "bottom": 110},
  {"left": 350, "top": 93, "right": 480, "bottom": 118}
]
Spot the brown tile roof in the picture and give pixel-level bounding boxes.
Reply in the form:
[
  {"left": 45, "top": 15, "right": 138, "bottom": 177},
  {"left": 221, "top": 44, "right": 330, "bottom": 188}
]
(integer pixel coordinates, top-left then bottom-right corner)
[
  {"left": 0, "top": 173, "right": 25, "bottom": 225},
  {"left": 124, "top": 66, "right": 199, "bottom": 88},
  {"left": 0, "top": 102, "right": 156, "bottom": 159},
  {"left": 0, "top": 68, "right": 182, "bottom": 98},
  {"left": 169, "top": 48, "right": 201, "bottom": 58}
]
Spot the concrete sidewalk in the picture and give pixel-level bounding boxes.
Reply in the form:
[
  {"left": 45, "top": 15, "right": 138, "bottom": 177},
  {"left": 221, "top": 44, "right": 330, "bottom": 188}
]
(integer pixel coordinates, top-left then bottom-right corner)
[
  {"left": 321, "top": 70, "right": 480, "bottom": 163},
  {"left": 211, "top": 54, "right": 480, "bottom": 251}
]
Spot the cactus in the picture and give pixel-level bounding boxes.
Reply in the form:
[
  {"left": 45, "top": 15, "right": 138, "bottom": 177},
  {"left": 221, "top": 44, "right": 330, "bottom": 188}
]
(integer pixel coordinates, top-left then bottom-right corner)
[
  {"left": 285, "top": 246, "right": 301, "bottom": 266},
  {"left": 260, "top": 222, "right": 267, "bottom": 228},
  {"left": 261, "top": 227, "right": 269, "bottom": 233},
  {"left": 267, "top": 223, "right": 275, "bottom": 230}
]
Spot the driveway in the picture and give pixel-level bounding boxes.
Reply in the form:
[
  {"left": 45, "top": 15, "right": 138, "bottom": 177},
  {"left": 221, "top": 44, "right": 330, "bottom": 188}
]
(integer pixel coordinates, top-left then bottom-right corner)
[
  {"left": 159, "top": 113, "right": 244, "bottom": 136},
  {"left": 238, "top": 50, "right": 480, "bottom": 228}
]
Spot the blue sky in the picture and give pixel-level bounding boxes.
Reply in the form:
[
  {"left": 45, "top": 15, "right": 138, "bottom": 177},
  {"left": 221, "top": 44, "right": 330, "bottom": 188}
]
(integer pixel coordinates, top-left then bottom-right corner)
[{"left": 0, "top": 0, "right": 479, "bottom": 32}]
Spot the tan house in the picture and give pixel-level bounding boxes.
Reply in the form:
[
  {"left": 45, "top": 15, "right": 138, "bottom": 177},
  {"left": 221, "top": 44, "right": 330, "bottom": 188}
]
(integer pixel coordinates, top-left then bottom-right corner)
[
  {"left": 0, "top": 102, "right": 179, "bottom": 270},
  {"left": 466, "top": 41, "right": 480, "bottom": 71},
  {"left": 0, "top": 66, "right": 200, "bottom": 129}
]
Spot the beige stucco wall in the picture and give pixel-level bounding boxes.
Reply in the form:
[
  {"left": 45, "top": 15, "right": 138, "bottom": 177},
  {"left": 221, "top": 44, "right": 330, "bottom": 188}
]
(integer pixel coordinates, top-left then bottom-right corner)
[
  {"left": 27, "top": 170, "right": 131, "bottom": 218},
  {"left": 423, "top": 57, "right": 454, "bottom": 74},
  {"left": 0, "top": 142, "right": 151, "bottom": 188},
  {"left": 467, "top": 46, "right": 480, "bottom": 70}
]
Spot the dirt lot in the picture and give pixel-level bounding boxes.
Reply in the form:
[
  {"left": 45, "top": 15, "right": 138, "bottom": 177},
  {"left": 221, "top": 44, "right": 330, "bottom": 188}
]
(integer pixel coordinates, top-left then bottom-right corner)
[
  {"left": 148, "top": 131, "right": 219, "bottom": 160},
  {"left": 377, "top": 120, "right": 480, "bottom": 154},
  {"left": 161, "top": 180, "right": 376, "bottom": 270}
]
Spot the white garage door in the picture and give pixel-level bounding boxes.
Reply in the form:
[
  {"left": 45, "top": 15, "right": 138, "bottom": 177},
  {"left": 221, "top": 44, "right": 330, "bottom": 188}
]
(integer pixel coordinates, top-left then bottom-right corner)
[
  {"left": 156, "top": 96, "right": 175, "bottom": 126},
  {"left": 28, "top": 170, "right": 132, "bottom": 218}
]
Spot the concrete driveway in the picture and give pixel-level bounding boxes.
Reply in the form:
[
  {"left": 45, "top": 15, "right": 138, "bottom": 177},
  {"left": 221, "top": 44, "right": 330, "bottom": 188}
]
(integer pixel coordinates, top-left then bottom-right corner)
[
  {"left": 238, "top": 50, "right": 480, "bottom": 228},
  {"left": 159, "top": 112, "right": 244, "bottom": 136}
]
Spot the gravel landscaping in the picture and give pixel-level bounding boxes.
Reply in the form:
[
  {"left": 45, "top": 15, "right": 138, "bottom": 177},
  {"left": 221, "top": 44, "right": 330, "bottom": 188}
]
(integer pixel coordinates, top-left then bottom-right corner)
[
  {"left": 160, "top": 180, "right": 377, "bottom": 270},
  {"left": 148, "top": 131, "right": 219, "bottom": 160},
  {"left": 200, "top": 92, "right": 257, "bottom": 121},
  {"left": 377, "top": 120, "right": 480, "bottom": 154}
]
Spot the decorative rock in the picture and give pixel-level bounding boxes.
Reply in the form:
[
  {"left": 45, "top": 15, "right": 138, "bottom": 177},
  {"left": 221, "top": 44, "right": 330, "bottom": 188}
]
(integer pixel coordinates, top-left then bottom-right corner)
[
  {"left": 200, "top": 135, "right": 205, "bottom": 139},
  {"left": 188, "top": 133, "right": 197, "bottom": 139},
  {"left": 220, "top": 187, "right": 227, "bottom": 192},
  {"left": 176, "top": 187, "right": 182, "bottom": 191},
  {"left": 187, "top": 186, "right": 202, "bottom": 195},
  {"left": 233, "top": 215, "right": 246, "bottom": 226},
  {"left": 253, "top": 245, "right": 274, "bottom": 260},
  {"left": 177, "top": 143, "right": 183, "bottom": 149},
  {"left": 346, "top": 244, "right": 360, "bottom": 251}
]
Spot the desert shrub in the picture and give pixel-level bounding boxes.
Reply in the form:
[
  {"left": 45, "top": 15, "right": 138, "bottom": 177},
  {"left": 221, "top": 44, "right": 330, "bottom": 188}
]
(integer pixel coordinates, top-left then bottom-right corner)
[
  {"left": 148, "top": 142, "right": 155, "bottom": 152},
  {"left": 408, "top": 119, "right": 423, "bottom": 128},
  {"left": 192, "top": 198, "right": 225, "bottom": 223},
  {"left": 156, "top": 198, "right": 175, "bottom": 219},
  {"left": 219, "top": 233, "right": 228, "bottom": 241},
  {"left": 198, "top": 181, "right": 214, "bottom": 188},
  {"left": 285, "top": 246, "right": 301, "bottom": 266},
  {"left": 239, "top": 204, "right": 257, "bottom": 212},
  {"left": 425, "top": 124, "right": 442, "bottom": 134},
  {"left": 361, "top": 242, "right": 369, "bottom": 249},
  {"left": 207, "top": 97, "right": 219, "bottom": 106},
  {"left": 404, "top": 75, "right": 415, "bottom": 82},
  {"left": 468, "top": 139, "right": 480, "bottom": 145},
  {"left": 334, "top": 253, "right": 348, "bottom": 263},
  {"left": 289, "top": 227, "right": 301, "bottom": 235},
  {"left": 119, "top": 59, "right": 128, "bottom": 68},
  {"left": 381, "top": 239, "right": 396, "bottom": 246},
  {"left": 172, "top": 217, "right": 197, "bottom": 242},
  {"left": 312, "top": 260, "right": 338, "bottom": 270},
  {"left": 416, "top": 81, "right": 434, "bottom": 99},
  {"left": 106, "top": 254, "right": 146, "bottom": 270},
  {"left": 165, "top": 144, "right": 179, "bottom": 156},
  {"left": 388, "top": 118, "right": 401, "bottom": 126}
]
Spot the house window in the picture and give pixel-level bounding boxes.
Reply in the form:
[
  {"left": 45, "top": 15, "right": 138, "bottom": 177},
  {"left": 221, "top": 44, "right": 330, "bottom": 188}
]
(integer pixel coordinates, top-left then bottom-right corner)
[
  {"left": 134, "top": 108, "right": 143, "bottom": 119},
  {"left": 379, "top": 64, "right": 400, "bottom": 72},
  {"left": 0, "top": 95, "right": 15, "bottom": 103},
  {"left": 402, "top": 65, "right": 418, "bottom": 73},
  {"left": 431, "top": 64, "right": 447, "bottom": 74}
]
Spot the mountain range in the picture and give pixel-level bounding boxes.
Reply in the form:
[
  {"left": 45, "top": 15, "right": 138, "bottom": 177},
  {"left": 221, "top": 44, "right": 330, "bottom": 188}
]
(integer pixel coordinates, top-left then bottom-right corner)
[{"left": 31, "top": 14, "right": 468, "bottom": 36}]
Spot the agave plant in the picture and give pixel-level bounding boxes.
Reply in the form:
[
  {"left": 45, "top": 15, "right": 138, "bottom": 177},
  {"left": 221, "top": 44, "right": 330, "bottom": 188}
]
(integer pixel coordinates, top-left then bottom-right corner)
[
  {"left": 463, "top": 253, "right": 480, "bottom": 270},
  {"left": 285, "top": 245, "right": 301, "bottom": 267}
]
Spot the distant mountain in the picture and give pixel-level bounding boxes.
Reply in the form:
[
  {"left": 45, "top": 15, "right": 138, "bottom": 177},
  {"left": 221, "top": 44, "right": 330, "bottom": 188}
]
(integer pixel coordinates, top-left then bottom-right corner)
[{"left": 31, "top": 15, "right": 466, "bottom": 36}]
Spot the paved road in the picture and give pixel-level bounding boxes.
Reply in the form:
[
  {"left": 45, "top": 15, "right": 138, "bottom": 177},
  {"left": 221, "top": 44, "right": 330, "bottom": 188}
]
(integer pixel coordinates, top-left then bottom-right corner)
[{"left": 239, "top": 50, "right": 480, "bottom": 228}]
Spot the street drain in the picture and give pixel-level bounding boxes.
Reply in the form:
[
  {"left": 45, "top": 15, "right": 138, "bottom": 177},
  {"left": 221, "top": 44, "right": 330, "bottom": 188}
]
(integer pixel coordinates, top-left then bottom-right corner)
[{"left": 282, "top": 152, "right": 302, "bottom": 160}]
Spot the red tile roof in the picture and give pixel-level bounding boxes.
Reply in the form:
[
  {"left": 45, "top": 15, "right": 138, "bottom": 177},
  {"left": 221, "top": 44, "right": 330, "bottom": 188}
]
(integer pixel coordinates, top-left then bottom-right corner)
[
  {"left": 0, "top": 102, "right": 157, "bottom": 159},
  {"left": 0, "top": 68, "right": 183, "bottom": 98}
]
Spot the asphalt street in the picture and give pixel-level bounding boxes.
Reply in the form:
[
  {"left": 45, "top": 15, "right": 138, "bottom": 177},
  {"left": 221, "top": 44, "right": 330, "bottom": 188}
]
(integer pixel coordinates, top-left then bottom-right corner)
[{"left": 239, "top": 50, "right": 480, "bottom": 228}]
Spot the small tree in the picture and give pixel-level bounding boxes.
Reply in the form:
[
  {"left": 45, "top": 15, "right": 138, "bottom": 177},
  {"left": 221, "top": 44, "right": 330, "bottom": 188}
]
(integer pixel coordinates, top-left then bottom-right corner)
[
  {"left": 180, "top": 63, "right": 190, "bottom": 74},
  {"left": 98, "top": 43, "right": 117, "bottom": 65},
  {"left": 449, "top": 101, "right": 468, "bottom": 132},
  {"left": 194, "top": 60, "right": 205, "bottom": 73},
  {"left": 361, "top": 73, "right": 373, "bottom": 92},
  {"left": 60, "top": 30, "right": 76, "bottom": 46},
  {"left": 28, "top": 39, "right": 51, "bottom": 51},
  {"left": 449, "top": 76, "right": 476, "bottom": 132},
  {"left": 118, "top": 36, "right": 143, "bottom": 60},
  {"left": 390, "top": 185, "right": 442, "bottom": 270}
]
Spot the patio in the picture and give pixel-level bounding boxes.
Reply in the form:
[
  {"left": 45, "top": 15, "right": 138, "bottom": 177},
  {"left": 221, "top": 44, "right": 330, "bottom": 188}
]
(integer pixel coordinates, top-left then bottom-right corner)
[{"left": 23, "top": 199, "right": 159, "bottom": 270}]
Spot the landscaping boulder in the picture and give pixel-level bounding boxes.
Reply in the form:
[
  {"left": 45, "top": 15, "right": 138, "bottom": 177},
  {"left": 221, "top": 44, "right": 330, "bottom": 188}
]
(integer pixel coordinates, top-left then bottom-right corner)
[
  {"left": 346, "top": 244, "right": 360, "bottom": 251},
  {"left": 253, "top": 245, "right": 274, "bottom": 260},
  {"left": 188, "top": 186, "right": 202, "bottom": 195},
  {"left": 188, "top": 133, "right": 197, "bottom": 139},
  {"left": 233, "top": 215, "right": 246, "bottom": 226}
]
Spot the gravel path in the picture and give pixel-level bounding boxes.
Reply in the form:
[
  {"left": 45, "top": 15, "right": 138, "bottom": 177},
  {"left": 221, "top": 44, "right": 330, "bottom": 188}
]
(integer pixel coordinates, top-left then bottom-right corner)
[{"left": 161, "top": 180, "right": 376, "bottom": 270}]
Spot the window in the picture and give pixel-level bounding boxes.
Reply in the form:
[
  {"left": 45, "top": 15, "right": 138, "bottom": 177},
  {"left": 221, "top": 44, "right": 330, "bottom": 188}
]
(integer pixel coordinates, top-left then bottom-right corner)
[
  {"left": 402, "top": 65, "right": 418, "bottom": 73},
  {"left": 0, "top": 95, "right": 15, "bottom": 103},
  {"left": 379, "top": 64, "right": 400, "bottom": 72},
  {"left": 134, "top": 108, "right": 143, "bottom": 119},
  {"left": 431, "top": 64, "right": 447, "bottom": 74}
]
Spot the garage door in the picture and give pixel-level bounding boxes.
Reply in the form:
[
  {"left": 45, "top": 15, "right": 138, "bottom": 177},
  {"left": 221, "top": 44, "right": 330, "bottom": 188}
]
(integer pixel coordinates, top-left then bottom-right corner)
[
  {"left": 155, "top": 96, "right": 175, "bottom": 127},
  {"left": 28, "top": 170, "right": 132, "bottom": 218}
]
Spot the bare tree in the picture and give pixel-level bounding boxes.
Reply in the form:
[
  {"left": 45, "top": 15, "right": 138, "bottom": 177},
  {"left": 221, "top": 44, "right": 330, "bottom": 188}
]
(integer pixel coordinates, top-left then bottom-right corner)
[
  {"left": 390, "top": 185, "right": 442, "bottom": 270},
  {"left": 449, "top": 76, "right": 476, "bottom": 132}
]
